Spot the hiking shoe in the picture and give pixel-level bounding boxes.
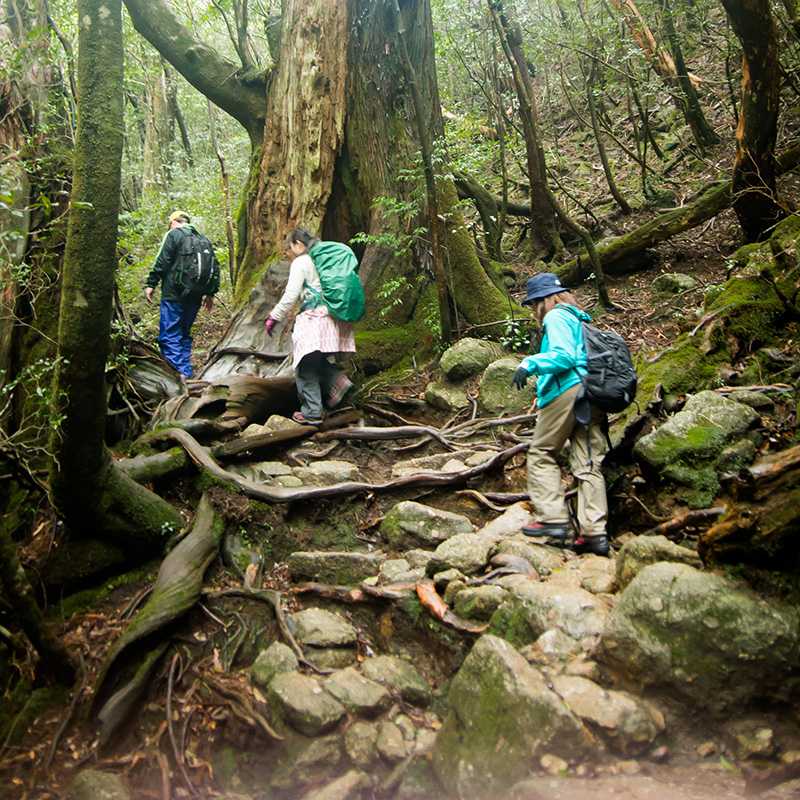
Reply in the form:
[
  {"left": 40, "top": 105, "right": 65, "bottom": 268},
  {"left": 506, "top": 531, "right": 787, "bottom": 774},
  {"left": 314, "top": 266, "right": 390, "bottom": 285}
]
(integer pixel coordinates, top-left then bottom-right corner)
[
  {"left": 573, "top": 535, "right": 610, "bottom": 557},
  {"left": 292, "top": 411, "right": 323, "bottom": 426},
  {"left": 327, "top": 375, "right": 354, "bottom": 408},
  {"left": 521, "top": 521, "right": 570, "bottom": 541}
]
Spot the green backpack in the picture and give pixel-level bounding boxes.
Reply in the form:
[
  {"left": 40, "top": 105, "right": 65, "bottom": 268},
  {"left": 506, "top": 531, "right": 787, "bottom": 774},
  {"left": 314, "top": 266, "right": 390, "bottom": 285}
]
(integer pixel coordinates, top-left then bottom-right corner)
[{"left": 307, "top": 241, "right": 365, "bottom": 323}]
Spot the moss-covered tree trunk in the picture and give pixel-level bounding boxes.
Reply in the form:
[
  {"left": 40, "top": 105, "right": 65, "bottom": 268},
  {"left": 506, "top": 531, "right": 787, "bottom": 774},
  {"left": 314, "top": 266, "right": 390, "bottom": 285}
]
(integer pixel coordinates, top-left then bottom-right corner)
[
  {"left": 122, "top": 0, "right": 513, "bottom": 376},
  {"left": 720, "top": 0, "right": 785, "bottom": 241},
  {"left": 49, "top": 0, "right": 182, "bottom": 542}
]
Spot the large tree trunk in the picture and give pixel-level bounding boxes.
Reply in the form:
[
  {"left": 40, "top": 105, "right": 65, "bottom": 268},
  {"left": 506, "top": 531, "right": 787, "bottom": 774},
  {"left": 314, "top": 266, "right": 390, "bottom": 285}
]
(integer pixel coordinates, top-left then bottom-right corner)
[
  {"left": 141, "top": 57, "right": 175, "bottom": 197},
  {"left": 49, "top": 0, "right": 182, "bottom": 543},
  {"left": 123, "top": 0, "right": 512, "bottom": 378},
  {"left": 720, "top": 0, "right": 785, "bottom": 241}
]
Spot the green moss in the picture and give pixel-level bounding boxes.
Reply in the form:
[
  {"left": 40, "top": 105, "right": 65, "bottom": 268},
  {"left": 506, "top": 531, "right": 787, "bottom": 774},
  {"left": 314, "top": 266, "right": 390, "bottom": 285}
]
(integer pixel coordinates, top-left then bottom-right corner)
[
  {"left": 487, "top": 599, "right": 538, "bottom": 648},
  {"left": 707, "top": 275, "right": 784, "bottom": 345},
  {"left": 52, "top": 561, "right": 159, "bottom": 621},
  {"left": 354, "top": 326, "right": 423, "bottom": 374},
  {"left": 0, "top": 685, "right": 69, "bottom": 746}
]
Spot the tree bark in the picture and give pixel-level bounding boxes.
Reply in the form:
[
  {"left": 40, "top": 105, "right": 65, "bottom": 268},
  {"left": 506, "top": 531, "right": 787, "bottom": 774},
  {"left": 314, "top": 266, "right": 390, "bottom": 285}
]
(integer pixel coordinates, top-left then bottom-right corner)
[
  {"left": 50, "top": 0, "right": 182, "bottom": 543},
  {"left": 720, "top": 0, "right": 785, "bottom": 241}
]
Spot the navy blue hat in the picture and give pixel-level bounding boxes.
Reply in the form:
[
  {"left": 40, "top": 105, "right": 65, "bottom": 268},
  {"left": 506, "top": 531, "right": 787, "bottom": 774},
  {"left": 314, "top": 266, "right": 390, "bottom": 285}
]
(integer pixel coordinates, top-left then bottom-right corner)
[{"left": 522, "top": 273, "right": 564, "bottom": 305}]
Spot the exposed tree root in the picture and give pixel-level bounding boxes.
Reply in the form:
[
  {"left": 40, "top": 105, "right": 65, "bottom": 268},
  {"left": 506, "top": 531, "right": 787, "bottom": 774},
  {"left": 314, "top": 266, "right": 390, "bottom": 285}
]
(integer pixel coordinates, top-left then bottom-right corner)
[
  {"left": 416, "top": 580, "right": 489, "bottom": 635},
  {"left": 153, "top": 427, "right": 529, "bottom": 503},
  {"left": 642, "top": 506, "right": 727, "bottom": 539},
  {"left": 93, "top": 495, "right": 224, "bottom": 744}
]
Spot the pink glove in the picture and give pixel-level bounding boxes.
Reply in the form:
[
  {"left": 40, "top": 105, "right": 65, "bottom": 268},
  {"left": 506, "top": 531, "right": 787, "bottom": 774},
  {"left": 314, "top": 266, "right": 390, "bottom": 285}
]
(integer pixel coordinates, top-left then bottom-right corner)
[{"left": 265, "top": 317, "right": 277, "bottom": 336}]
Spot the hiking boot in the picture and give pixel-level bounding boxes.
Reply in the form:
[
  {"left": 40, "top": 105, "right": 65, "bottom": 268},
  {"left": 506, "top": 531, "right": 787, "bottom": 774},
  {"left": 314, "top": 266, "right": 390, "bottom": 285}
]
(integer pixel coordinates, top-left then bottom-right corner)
[
  {"left": 521, "top": 521, "right": 570, "bottom": 541},
  {"left": 292, "top": 411, "right": 323, "bottom": 426},
  {"left": 573, "top": 534, "right": 610, "bottom": 557}
]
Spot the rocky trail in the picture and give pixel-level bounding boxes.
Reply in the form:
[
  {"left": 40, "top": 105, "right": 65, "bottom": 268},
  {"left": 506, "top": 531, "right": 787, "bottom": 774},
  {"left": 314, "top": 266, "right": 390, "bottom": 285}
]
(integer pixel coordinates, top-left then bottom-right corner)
[{"left": 3, "top": 219, "right": 800, "bottom": 800}]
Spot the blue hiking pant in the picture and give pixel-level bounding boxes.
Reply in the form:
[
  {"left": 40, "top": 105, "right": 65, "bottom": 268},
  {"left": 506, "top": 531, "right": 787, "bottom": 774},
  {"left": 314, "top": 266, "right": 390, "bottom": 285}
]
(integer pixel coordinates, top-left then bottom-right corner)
[{"left": 159, "top": 298, "right": 201, "bottom": 377}]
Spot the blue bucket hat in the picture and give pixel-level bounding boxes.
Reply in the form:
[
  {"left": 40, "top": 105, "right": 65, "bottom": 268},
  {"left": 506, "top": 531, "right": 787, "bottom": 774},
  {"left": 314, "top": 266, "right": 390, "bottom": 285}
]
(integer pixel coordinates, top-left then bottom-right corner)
[{"left": 522, "top": 273, "right": 564, "bottom": 305}]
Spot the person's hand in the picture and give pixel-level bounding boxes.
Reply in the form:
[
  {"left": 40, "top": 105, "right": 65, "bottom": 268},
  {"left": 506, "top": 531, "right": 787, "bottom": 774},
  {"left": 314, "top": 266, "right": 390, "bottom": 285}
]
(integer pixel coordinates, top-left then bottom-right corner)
[
  {"left": 144, "top": 287, "right": 154, "bottom": 304},
  {"left": 203, "top": 295, "right": 214, "bottom": 312},
  {"left": 265, "top": 317, "right": 277, "bottom": 336},
  {"left": 511, "top": 366, "right": 529, "bottom": 390}
]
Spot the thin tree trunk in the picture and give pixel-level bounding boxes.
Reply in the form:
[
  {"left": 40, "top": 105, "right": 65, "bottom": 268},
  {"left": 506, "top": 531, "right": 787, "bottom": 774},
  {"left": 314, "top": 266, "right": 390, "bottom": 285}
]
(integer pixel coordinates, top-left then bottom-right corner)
[
  {"left": 393, "top": 0, "right": 453, "bottom": 343},
  {"left": 659, "top": 0, "right": 720, "bottom": 148},
  {"left": 50, "top": 0, "right": 182, "bottom": 543},
  {"left": 610, "top": 0, "right": 716, "bottom": 148},
  {"left": 207, "top": 100, "right": 236, "bottom": 288},
  {"left": 720, "top": 0, "right": 785, "bottom": 241},
  {"left": 489, "top": 0, "right": 563, "bottom": 259},
  {"left": 585, "top": 59, "right": 632, "bottom": 214}
]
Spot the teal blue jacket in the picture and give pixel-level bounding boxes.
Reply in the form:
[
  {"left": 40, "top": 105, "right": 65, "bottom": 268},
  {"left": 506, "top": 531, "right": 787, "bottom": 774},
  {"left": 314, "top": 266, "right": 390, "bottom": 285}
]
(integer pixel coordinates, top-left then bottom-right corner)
[{"left": 520, "top": 304, "right": 590, "bottom": 408}]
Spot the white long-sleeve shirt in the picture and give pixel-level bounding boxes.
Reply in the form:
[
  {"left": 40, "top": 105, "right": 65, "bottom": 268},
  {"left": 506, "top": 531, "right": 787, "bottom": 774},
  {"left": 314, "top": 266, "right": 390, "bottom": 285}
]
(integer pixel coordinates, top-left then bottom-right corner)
[{"left": 269, "top": 253, "right": 323, "bottom": 322}]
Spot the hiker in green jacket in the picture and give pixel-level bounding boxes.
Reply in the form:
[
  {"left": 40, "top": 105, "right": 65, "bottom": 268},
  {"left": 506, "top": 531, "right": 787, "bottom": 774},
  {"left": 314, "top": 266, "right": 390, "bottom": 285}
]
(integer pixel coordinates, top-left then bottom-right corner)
[
  {"left": 512, "top": 273, "right": 610, "bottom": 556},
  {"left": 144, "top": 210, "right": 220, "bottom": 378},
  {"left": 265, "top": 228, "right": 356, "bottom": 425}
]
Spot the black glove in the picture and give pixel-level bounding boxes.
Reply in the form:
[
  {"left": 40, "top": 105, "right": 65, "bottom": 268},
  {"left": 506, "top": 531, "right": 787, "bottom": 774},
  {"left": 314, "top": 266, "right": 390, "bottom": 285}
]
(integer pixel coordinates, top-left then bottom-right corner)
[{"left": 511, "top": 366, "right": 529, "bottom": 390}]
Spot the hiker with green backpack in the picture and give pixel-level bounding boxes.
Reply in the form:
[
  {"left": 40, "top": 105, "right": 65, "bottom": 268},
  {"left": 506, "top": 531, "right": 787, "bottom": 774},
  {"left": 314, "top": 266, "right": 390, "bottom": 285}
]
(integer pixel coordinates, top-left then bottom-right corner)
[
  {"left": 265, "top": 227, "right": 364, "bottom": 425},
  {"left": 144, "top": 210, "right": 221, "bottom": 378}
]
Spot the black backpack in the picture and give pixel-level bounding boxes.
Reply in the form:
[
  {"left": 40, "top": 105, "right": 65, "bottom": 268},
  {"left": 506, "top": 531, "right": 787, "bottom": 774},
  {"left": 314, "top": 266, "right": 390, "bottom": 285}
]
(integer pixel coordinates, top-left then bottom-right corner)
[
  {"left": 579, "top": 322, "right": 637, "bottom": 413},
  {"left": 174, "top": 228, "right": 219, "bottom": 299}
]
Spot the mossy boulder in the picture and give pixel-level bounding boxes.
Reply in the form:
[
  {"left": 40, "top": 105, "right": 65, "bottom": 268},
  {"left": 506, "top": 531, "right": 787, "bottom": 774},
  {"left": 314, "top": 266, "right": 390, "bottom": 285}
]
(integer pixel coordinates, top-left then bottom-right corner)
[
  {"left": 67, "top": 770, "right": 131, "bottom": 800},
  {"left": 598, "top": 563, "right": 800, "bottom": 712},
  {"left": 634, "top": 391, "right": 759, "bottom": 507},
  {"left": 251, "top": 641, "right": 298, "bottom": 688},
  {"left": 287, "top": 550, "right": 385, "bottom": 585},
  {"left": 424, "top": 379, "right": 469, "bottom": 411},
  {"left": 615, "top": 535, "right": 702, "bottom": 590},
  {"left": 439, "top": 337, "right": 504, "bottom": 380},
  {"left": 355, "top": 326, "right": 421, "bottom": 375},
  {"left": 268, "top": 672, "right": 346, "bottom": 736},
  {"left": 432, "top": 635, "right": 594, "bottom": 798},
  {"left": 361, "top": 655, "right": 432, "bottom": 706},
  {"left": 380, "top": 500, "right": 475, "bottom": 549},
  {"left": 652, "top": 273, "right": 698, "bottom": 295},
  {"left": 478, "top": 357, "right": 536, "bottom": 415},
  {"left": 453, "top": 585, "right": 508, "bottom": 621}
]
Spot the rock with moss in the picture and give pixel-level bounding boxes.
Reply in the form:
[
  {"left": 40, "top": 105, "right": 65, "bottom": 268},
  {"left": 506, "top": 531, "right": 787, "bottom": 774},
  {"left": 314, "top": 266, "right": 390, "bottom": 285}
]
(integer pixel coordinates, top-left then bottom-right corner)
[
  {"left": 269, "top": 734, "right": 344, "bottom": 792},
  {"left": 492, "top": 537, "right": 566, "bottom": 576},
  {"left": 634, "top": 391, "right": 759, "bottom": 507},
  {"left": 391, "top": 450, "right": 476, "bottom": 478},
  {"left": 615, "top": 535, "right": 702, "bottom": 590},
  {"left": 598, "top": 563, "right": 800, "bottom": 712},
  {"left": 361, "top": 655, "right": 432, "bottom": 706},
  {"left": 453, "top": 585, "right": 508, "bottom": 621},
  {"left": 323, "top": 668, "right": 391, "bottom": 717},
  {"left": 478, "top": 357, "right": 536, "bottom": 415},
  {"left": 287, "top": 551, "right": 386, "bottom": 585},
  {"left": 653, "top": 272, "right": 698, "bottom": 294},
  {"left": 426, "top": 533, "right": 495, "bottom": 575},
  {"left": 67, "top": 770, "right": 131, "bottom": 800},
  {"left": 289, "top": 608, "right": 357, "bottom": 648},
  {"left": 489, "top": 581, "right": 608, "bottom": 648},
  {"left": 292, "top": 460, "right": 360, "bottom": 484},
  {"left": 432, "top": 635, "right": 593, "bottom": 798},
  {"left": 439, "top": 337, "right": 505, "bottom": 380},
  {"left": 298, "top": 769, "right": 370, "bottom": 800},
  {"left": 551, "top": 675, "right": 665, "bottom": 756},
  {"left": 424, "top": 379, "right": 469, "bottom": 411},
  {"left": 344, "top": 720, "right": 379, "bottom": 767},
  {"left": 251, "top": 641, "right": 298, "bottom": 688},
  {"left": 381, "top": 501, "right": 475, "bottom": 549},
  {"left": 269, "top": 672, "right": 346, "bottom": 736}
]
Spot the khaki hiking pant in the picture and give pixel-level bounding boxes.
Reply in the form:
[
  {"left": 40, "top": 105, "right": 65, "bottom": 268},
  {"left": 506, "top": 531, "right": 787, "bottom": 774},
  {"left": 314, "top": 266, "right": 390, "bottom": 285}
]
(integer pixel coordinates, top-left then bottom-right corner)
[{"left": 527, "top": 384, "right": 609, "bottom": 537}]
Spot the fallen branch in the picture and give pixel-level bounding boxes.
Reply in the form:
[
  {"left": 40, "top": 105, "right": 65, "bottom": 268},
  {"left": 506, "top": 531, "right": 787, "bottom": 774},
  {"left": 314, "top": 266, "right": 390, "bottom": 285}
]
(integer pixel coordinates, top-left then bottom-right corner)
[
  {"left": 314, "top": 424, "right": 456, "bottom": 451},
  {"left": 642, "top": 506, "right": 726, "bottom": 538},
  {"left": 416, "top": 580, "right": 488, "bottom": 635},
  {"left": 291, "top": 583, "right": 369, "bottom": 603},
  {"left": 456, "top": 489, "right": 528, "bottom": 511},
  {"left": 555, "top": 140, "right": 800, "bottom": 286}
]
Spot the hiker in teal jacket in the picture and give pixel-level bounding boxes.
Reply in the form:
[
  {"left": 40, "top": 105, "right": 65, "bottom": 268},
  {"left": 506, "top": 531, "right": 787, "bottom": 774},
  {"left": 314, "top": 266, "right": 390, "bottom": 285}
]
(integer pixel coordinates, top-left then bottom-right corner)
[{"left": 512, "top": 273, "right": 610, "bottom": 556}]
